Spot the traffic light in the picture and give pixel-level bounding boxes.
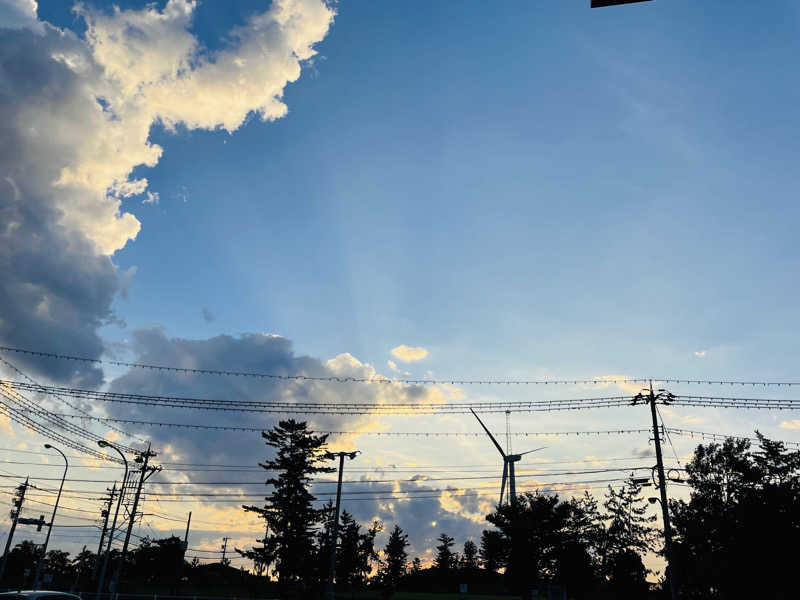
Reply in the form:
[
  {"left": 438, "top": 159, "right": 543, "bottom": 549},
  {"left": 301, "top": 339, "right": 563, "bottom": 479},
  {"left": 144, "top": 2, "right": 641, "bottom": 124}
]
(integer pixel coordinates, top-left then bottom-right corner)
[{"left": 37, "top": 515, "right": 45, "bottom": 532}]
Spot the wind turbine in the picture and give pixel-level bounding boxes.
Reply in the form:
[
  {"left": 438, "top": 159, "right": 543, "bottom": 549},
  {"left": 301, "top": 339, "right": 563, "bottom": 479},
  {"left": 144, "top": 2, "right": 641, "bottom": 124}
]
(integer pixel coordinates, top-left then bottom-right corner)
[{"left": 470, "top": 409, "right": 546, "bottom": 506}]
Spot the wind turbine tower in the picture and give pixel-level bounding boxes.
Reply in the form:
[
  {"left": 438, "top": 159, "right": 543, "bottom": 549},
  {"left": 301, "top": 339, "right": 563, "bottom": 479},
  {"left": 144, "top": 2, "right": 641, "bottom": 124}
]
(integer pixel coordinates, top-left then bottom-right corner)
[{"left": 470, "top": 408, "right": 546, "bottom": 506}]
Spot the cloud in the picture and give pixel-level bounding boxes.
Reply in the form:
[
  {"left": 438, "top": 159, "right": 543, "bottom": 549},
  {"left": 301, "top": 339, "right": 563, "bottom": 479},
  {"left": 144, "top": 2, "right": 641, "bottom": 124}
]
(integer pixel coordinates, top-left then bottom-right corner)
[
  {"left": 594, "top": 374, "right": 644, "bottom": 395},
  {"left": 0, "top": 0, "right": 43, "bottom": 33},
  {"left": 101, "top": 330, "right": 488, "bottom": 561},
  {"left": 0, "top": 0, "right": 335, "bottom": 382},
  {"left": 201, "top": 307, "right": 215, "bottom": 322},
  {"left": 779, "top": 420, "right": 800, "bottom": 430},
  {"left": 390, "top": 345, "right": 429, "bottom": 363},
  {"left": 694, "top": 350, "right": 707, "bottom": 357}
]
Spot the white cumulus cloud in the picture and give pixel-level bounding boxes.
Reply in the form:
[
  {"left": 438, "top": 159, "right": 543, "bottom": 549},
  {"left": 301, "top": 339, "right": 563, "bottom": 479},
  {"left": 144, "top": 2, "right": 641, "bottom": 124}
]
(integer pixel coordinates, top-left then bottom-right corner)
[
  {"left": 0, "top": 0, "right": 335, "bottom": 382},
  {"left": 391, "top": 344, "right": 429, "bottom": 363}
]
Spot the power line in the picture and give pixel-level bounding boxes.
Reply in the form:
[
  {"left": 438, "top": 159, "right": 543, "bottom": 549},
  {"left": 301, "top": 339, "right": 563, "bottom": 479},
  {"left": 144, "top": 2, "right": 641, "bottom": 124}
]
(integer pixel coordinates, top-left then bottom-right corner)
[
  {"left": 38, "top": 414, "right": 656, "bottom": 438},
  {"left": 0, "top": 346, "right": 656, "bottom": 386},
  {"left": 0, "top": 354, "right": 144, "bottom": 445},
  {"left": 7, "top": 380, "right": 800, "bottom": 416},
  {"left": 666, "top": 427, "right": 800, "bottom": 448},
  {"left": 3, "top": 380, "right": 633, "bottom": 413},
  {"left": 0, "top": 466, "right": 663, "bottom": 486},
  {"left": 4, "top": 345, "right": 800, "bottom": 387}
]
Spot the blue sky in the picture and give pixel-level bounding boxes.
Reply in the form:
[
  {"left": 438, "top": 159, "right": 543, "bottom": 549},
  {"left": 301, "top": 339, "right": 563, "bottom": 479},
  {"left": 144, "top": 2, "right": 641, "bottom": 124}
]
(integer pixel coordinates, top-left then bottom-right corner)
[
  {"left": 87, "top": 0, "right": 800, "bottom": 379},
  {"left": 2, "top": 0, "right": 800, "bottom": 575}
]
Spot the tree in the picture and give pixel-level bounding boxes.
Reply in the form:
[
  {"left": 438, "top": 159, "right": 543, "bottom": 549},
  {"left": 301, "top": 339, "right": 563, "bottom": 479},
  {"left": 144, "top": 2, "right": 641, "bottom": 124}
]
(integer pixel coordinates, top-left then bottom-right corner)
[
  {"left": 602, "top": 477, "right": 657, "bottom": 557},
  {"left": 601, "top": 477, "right": 655, "bottom": 597},
  {"left": 128, "top": 536, "right": 185, "bottom": 586},
  {"left": 44, "top": 549, "right": 71, "bottom": 581},
  {"left": 335, "top": 510, "right": 382, "bottom": 589},
  {"left": 240, "top": 419, "right": 334, "bottom": 590},
  {"left": 486, "top": 491, "right": 603, "bottom": 597},
  {"left": 71, "top": 547, "right": 96, "bottom": 589},
  {"left": 410, "top": 557, "right": 422, "bottom": 574},
  {"left": 378, "top": 525, "right": 408, "bottom": 594},
  {"left": 671, "top": 434, "right": 800, "bottom": 599},
  {"left": 460, "top": 540, "right": 479, "bottom": 571},
  {"left": 479, "top": 529, "right": 506, "bottom": 573},
  {"left": 433, "top": 533, "right": 455, "bottom": 575}
]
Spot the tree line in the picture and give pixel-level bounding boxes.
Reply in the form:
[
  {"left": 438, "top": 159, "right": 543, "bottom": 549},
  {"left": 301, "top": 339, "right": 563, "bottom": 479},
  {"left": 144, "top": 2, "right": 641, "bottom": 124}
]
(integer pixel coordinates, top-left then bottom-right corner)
[
  {"left": 237, "top": 420, "right": 800, "bottom": 599},
  {"left": 2, "top": 420, "right": 798, "bottom": 599}
]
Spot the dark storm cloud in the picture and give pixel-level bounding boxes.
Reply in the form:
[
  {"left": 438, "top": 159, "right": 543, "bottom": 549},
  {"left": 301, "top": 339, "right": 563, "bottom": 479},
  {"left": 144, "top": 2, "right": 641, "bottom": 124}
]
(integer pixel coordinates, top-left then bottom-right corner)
[{"left": 0, "top": 28, "right": 118, "bottom": 387}]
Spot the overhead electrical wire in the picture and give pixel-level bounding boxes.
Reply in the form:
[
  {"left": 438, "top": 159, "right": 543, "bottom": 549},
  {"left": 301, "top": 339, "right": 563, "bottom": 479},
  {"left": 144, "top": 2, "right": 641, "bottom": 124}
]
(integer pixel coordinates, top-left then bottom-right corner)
[
  {"left": 1, "top": 380, "right": 632, "bottom": 413},
  {"left": 5, "top": 380, "right": 800, "bottom": 416},
  {"left": 40, "top": 413, "right": 655, "bottom": 438},
  {"left": 0, "top": 477, "right": 654, "bottom": 500},
  {"left": 0, "top": 346, "right": 654, "bottom": 386},
  {"left": 0, "top": 466, "right": 665, "bottom": 487},
  {"left": 0, "top": 354, "right": 144, "bottom": 445},
  {"left": 0, "top": 391, "right": 115, "bottom": 462},
  {"left": 0, "top": 384, "right": 140, "bottom": 461},
  {"left": 3, "top": 345, "right": 800, "bottom": 387},
  {"left": 667, "top": 427, "right": 800, "bottom": 448}
]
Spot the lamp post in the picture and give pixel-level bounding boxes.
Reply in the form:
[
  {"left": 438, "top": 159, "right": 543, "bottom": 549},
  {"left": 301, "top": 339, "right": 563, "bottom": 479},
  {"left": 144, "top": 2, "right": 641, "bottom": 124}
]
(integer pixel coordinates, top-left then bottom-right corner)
[
  {"left": 324, "top": 450, "right": 360, "bottom": 600},
  {"left": 96, "top": 440, "right": 128, "bottom": 596},
  {"left": 32, "top": 444, "right": 67, "bottom": 589}
]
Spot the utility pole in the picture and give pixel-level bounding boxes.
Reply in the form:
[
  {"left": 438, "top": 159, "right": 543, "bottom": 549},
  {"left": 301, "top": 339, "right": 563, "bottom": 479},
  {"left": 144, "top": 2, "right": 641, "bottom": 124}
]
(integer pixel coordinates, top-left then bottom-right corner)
[
  {"left": 323, "top": 450, "right": 360, "bottom": 600},
  {"left": 221, "top": 537, "right": 230, "bottom": 566},
  {"left": 635, "top": 382, "right": 679, "bottom": 600},
  {"left": 0, "top": 478, "right": 28, "bottom": 581},
  {"left": 182, "top": 512, "right": 192, "bottom": 559},
  {"left": 112, "top": 444, "right": 160, "bottom": 591},
  {"left": 92, "top": 484, "right": 116, "bottom": 583},
  {"left": 96, "top": 440, "right": 129, "bottom": 597}
]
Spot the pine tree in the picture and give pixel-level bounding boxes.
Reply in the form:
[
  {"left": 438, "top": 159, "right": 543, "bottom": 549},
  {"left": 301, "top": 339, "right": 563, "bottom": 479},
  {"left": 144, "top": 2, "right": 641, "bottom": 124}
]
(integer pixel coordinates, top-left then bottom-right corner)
[
  {"left": 240, "top": 419, "right": 334, "bottom": 588},
  {"left": 379, "top": 525, "right": 409, "bottom": 593},
  {"left": 601, "top": 477, "right": 656, "bottom": 595},
  {"left": 602, "top": 477, "right": 656, "bottom": 557},
  {"left": 335, "top": 511, "right": 382, "bottom": 589},
  {"left": 434, "top": 533, "right": 455, "bottom": 575},
  {"left": 461, "top": 540, "right": 479, "bottom": 571}
]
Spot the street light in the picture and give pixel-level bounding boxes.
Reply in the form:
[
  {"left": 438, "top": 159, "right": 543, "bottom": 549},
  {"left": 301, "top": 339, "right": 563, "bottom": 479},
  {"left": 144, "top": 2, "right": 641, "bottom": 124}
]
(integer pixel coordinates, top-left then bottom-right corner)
[
  {"left": 324, "top": 450, "right": 361, "bottom": 600},
  {"left": 33, "top": 444, "right": 68, "bottom": 589},
  {"left": 96, "top": 440, "right": 128, "bottom": 596}
]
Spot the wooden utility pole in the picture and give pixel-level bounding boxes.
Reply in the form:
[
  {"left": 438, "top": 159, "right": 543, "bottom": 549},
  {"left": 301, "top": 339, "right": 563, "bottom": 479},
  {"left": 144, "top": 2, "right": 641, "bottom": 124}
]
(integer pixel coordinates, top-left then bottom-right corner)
[
  {"left": 112, "top": 445, "right": 159, "bottom": 591},
  {"left": 0, "top": 478, "right": 28, "bottom": 581},
  {"left": 183, "top": 512, "right": 192, "bottom": 554},
  {"left": 92, "top": 484, "right": 116, "bottom": 582}
]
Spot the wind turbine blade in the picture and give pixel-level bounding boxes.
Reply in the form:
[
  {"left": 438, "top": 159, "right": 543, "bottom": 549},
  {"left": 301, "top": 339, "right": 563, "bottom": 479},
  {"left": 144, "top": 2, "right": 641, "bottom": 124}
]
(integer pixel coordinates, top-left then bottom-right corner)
[
  {"left": 500, "top": 461, "right": 508, "bottom": 505},
  {"left": 518, "top": 446, "right": 547, "bottom": 457},
  {"left": 470, "top": 408, "right": 506, "bottom": 458}
]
